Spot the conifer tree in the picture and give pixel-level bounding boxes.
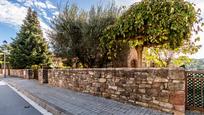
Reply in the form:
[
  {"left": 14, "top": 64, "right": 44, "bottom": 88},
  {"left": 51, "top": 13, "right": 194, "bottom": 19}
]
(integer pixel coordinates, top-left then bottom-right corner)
[{"left": 9, "top": 8, "right": 51, "bottom": 69}]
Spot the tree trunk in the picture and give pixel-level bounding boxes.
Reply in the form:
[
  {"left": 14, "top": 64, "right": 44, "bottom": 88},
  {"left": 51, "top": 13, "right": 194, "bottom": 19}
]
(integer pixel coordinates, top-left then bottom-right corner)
[{"left": 135, "top": 46, "right": 143, "bottom": 68}]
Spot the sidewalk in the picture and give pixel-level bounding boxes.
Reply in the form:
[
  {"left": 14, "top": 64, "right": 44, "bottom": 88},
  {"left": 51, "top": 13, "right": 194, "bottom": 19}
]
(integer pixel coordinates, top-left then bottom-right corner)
[{"left": 3, "top": 77, "right": 171, "bottom": 115}]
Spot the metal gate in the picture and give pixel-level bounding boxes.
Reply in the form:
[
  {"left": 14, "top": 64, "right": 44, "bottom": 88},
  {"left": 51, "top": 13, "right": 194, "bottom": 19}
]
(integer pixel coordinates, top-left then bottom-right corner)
[{"left": 186, "top": 70, "right": 204, "bottom": 112}]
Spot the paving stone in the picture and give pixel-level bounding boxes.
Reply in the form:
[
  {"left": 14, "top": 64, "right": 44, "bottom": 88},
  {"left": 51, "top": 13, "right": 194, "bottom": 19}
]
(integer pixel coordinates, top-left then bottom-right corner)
[
  {"left": 4, "top": 77, "right": 172, "bottom": 115},
  {"left": 185, "top": 111, "right": 203, "bottom": 115}
]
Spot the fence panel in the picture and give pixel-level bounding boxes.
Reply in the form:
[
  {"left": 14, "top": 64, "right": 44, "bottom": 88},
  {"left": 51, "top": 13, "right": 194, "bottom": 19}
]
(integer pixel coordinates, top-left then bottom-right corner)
[{"left": 186, "top": 71, "right": 204, "bottom": 112}]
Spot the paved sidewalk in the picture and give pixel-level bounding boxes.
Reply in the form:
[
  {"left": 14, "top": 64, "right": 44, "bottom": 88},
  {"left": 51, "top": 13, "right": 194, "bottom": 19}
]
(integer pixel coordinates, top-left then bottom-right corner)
[{"left": 3, "top": 77, "right": 171, "bottom": 115}]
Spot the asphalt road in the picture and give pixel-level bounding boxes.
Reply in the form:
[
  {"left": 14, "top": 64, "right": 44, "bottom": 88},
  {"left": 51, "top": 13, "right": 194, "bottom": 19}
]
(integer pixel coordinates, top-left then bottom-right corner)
[{"left": 0, "top": 81, "right": 42, "bottom": 115}]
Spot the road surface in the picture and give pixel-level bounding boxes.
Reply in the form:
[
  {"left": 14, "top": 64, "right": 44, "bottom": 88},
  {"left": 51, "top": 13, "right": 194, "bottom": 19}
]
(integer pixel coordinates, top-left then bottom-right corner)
[{"left": 0, "top": 81, "right": 42, "bottom": 115}]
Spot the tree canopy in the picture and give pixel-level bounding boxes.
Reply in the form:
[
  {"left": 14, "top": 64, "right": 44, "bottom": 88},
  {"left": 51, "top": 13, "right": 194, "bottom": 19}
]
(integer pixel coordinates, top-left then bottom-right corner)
[
  {"left": 100, "top": 0, "right": 202, "bottom": 67},
  {"left": 49, "top": 3, "right": 122, "bottom": 67},
  {"left": 9, "top": 8, "right": 51, "bottom": 69}
]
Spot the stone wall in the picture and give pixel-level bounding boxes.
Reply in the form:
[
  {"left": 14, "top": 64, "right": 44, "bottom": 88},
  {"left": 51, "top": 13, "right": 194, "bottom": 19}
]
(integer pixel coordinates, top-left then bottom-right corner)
[
  {"left": 48, "top": 68, "right": 185, "bottom": 114},
  {"left": 9, "top": 69, "right": 34, "bottom": 79},
  {"left": 0, "top": 69, "right": 9, "bottom": 75}
]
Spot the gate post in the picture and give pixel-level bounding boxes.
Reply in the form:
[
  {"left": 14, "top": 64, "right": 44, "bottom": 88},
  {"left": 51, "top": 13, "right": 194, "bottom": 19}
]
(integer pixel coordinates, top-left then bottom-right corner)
[
  {"left": 168, "top": 69, "right": 186, "bottom": 115},
  {"left": 185, "top": 71, "right": 187, "bottom": 112},
  {"left": 38, "top": 69, "right": 49, "bottom": 84}
]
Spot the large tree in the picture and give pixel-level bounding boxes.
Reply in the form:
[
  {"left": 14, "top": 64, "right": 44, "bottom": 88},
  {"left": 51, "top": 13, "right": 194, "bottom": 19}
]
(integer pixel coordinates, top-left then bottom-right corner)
[
  {"left": 49, "top": 3, "right": 121, "bottom": 67},
  {"left": 100, "top": 0, "right": 202, "bottom": 67},
  {"left": 9, "top": 8, "right": 51, "bottom": 69}
]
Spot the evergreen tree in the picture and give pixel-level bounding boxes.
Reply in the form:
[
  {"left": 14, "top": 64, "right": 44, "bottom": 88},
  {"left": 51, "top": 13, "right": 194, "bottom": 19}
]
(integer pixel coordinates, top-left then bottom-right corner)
[{"left": 9, "top": 8, "right": 51, "bottom": 69}]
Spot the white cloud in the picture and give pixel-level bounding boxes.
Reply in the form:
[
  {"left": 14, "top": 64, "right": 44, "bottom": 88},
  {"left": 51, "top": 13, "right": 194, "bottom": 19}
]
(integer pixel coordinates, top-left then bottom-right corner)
[
  {"left": 0, "top": 0, "right": 56, "bottom": 40},
  {"left": 38, "top": 8, "right": 52, "bottom": 21},
  {"left": 53, "top": 11, "right": 59, "bottom": 16},
  {"left": 113, "top": 0, "right": 140, "bottom": 7},
  {"left": 34, "top": 1, "right": 46, "bottom": 8},
  {"left": 45, "top": 1, "right": 56, "bottom": 9},
  {"left": 0, "top": 0, "right": 27, "bottom": 26},
  {"left": 16, "top": 0, "right": 33, "bottom": 7}
]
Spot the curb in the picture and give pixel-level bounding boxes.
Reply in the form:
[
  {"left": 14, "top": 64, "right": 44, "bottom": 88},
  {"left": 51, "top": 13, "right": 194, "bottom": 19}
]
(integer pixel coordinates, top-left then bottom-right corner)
[{"left": 7, "top": 80, "right": 73, "bottom": 115}]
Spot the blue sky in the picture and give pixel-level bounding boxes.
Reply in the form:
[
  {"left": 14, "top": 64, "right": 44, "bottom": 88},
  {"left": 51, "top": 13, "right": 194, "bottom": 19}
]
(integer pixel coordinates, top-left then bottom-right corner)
[{"left": 0, "top": 0, "right": 203, "bottom": 59}]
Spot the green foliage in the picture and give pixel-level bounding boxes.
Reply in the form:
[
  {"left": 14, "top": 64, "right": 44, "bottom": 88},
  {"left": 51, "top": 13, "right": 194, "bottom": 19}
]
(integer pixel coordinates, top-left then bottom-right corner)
[
  {"left": 9, "top": 8, "right": 52, "bottom": 69},
  {"left": 172, "top": 56, "right": 192, "bottom": 67},
  {"left": 144, "top": 37, "right": 202, "bottom": 67},
  {"left": 144, "top": 48, "right": 167, "bottom": 67},
  {"left": 100, "top": 0, "right": 202, "bottom": 63},
  {"left": 31, "top": 64, "right": 41, "bottom": 70},
  {"left": 49, "top": 3, "right": 121, "bottom": 67}
]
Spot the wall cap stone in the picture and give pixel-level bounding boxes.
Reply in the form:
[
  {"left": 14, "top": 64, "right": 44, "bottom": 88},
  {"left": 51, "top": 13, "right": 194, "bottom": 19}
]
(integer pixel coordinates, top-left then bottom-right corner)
[{"left": 46, "top": 67, "right": 185, "bottom": 71}]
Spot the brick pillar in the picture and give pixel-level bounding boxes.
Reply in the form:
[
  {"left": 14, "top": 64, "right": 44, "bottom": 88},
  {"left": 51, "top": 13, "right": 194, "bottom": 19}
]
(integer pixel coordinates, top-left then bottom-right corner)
[
  {"left": 168, "top": 69, "right": 185, "bottom": 115},
  {"left": 38, "top": 69, "right": 48, "bottom": 84},
  {"left": 28, "top": 69, "right": 34, "bottom": 79},
  {"left": 48, "top": 69, "right": 54, "bottom": 84}
]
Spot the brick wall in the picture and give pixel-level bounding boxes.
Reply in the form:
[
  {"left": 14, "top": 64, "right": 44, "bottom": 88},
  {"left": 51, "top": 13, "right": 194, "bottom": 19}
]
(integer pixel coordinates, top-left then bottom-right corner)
[{"left": 47, "top": 68, "right": 185, "bottom": 114}]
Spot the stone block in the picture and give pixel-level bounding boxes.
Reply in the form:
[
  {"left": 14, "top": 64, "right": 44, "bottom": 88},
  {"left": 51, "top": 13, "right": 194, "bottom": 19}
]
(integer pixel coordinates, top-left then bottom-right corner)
[
  {"left": 168, "top": 70, "right": 185, "bottom": 80},
  {"left": 142, "top": 95, "right": 152, "bottom": 101},
  {"left": 148, "top": 103, "right": 160, "bottom": 110},
  {"left": 154, "top": 77, "right": 168, "bottom": 82},
  {"left": 106, "top": 74, "right": 112, "bottom": 78},
  {"left": 168, "top": 83, "right": 185, "bottom": 91},
  {"left": 147, "top": 77, "right": 153, "bottom": 84},
  {"left": 146, "top": 89, "right": 159, "bottom": 97},
  {"left": 138, "top": 89, "right": 145, "bottom": 93},
  {"left": 114, "top": 78, "right": 120, "bottom": 82},
  {"left": 88, "top": 71, "right": 94, "bottom": 75},
  {"left": 158, "top": 97, "right": 169, "bottom": 103},
  {"left": 127, "top": 80, "right": 134, "bottom": 84},
  {"left": 172, "top": 80, "right": 181, "bottom": 83},
  {"left": 152, "top": 99, "right": 160, "bottom": 104},
  {"left": 117, "top": 87, "right": 125, "bottom": 92},
  {"left": 162, "top": 108, "right": 172, "bottom": 113},
  {"left": 152, "top": 83, "right": 161, "bottom": 88},
  {"left": 121, "top": 96, "right": 127, "bottom": 100},
  {"left": 139, "top": 84, "right": 146, "bottom": 88},
  {"left": 115, "top": 91, "right": 121, "bottom": 95},
  {"left": 99, "top": 78, "right": 106, "bottom": 83},
  {"left": 159, "top": 90, "right": 170, "bottom": 102},
  {"left": 170, "top": 91, "right": 185, "bottom": 105},
  {"left": 174, "top": 105, "right": 185, "bottom": 112},
  {"left": 128, "top": 100, "right": 135, "bottom": 103},
  {"left": 108, "top": 86, "right": 118, "bottom": 90},
  {"left": 111, "top": 94, "right": 118, "bottom": 99},
  {"left": 136, "top": 101, "right": 148, "bottom": 107},
  {"left": 159, "top": 102, "right": 173, "bottom": 109}
]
